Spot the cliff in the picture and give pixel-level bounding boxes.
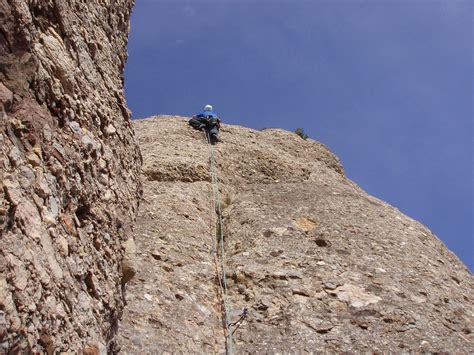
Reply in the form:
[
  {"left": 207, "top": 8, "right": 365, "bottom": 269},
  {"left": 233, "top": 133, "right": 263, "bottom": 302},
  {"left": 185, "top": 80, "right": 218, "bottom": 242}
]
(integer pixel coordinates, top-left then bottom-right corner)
[
  {"left": 0, "top": 1, "right": 141, "bottom": 352},
  {"left": 1, "top": 1, "right": 472, "bottom": 353},
  {"left": 117, "top": 116, "right": 473, "bottom": 353}
]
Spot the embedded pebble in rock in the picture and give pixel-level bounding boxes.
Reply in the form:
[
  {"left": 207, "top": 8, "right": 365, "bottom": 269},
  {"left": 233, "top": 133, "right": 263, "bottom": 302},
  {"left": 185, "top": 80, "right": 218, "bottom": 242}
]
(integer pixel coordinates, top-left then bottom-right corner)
[
  {"left": 117, "top": 116, "right": 473, "bottom": 353},
  {"left": 332, "top": 284, "right": 382, "bottom": 308},
  {"left": 0, "top": 1, "right": 140, "bottom": 353}
]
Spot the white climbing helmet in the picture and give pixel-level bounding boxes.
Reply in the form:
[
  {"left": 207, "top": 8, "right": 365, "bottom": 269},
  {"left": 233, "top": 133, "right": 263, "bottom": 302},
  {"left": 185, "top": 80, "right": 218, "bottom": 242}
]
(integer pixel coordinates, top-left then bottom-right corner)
[{"left": 204, "top": 104, "right": 213, "bottom": 112}]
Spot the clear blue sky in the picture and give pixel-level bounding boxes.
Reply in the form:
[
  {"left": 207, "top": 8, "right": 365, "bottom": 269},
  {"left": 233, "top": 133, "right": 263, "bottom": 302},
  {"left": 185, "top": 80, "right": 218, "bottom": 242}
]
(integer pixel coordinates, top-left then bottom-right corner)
[{"left": 125, "top": 0, "right": 473, "bottom": 271}]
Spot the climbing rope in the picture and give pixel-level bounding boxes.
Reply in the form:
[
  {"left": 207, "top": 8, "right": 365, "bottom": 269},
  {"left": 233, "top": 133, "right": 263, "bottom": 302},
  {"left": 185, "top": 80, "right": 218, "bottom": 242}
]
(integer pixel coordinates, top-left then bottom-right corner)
[{"left": 204, "top": 130, "right": 234, "bottom": 355}]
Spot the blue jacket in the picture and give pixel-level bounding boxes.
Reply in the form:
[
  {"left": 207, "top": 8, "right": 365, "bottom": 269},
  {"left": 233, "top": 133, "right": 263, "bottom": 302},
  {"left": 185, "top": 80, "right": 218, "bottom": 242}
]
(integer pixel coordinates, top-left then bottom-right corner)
[{"left": 196, "top": 111, "right": 218, "bottom": 119}]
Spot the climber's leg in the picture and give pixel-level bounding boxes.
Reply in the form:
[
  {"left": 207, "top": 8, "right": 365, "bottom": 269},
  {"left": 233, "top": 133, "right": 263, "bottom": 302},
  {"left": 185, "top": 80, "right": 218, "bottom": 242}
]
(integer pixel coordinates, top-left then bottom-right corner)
[
  {"left": 208, "top": 118, "right": 220, "bottom": 144},
  {"left": 189, "top": 117, "right": 206, "bottom": 130}
]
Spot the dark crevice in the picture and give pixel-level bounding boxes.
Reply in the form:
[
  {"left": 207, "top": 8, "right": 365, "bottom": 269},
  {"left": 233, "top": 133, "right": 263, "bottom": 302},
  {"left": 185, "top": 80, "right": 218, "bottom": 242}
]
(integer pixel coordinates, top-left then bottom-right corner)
[
  {"left": 314, "top": 238, "right": 329, "bottom": 247},
  {"left": 6, "top": 204, "right": 16, "bottom": 230},
  {"left": 75, "top": 202, "right": 91, "bottom": 223}
]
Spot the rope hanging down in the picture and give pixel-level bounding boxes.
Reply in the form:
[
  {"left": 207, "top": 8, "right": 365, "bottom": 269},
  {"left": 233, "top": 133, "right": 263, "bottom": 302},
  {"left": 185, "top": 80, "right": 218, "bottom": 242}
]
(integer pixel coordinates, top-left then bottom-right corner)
[{"left": 204, "top": 130, "right": 234, "bottom": 355}]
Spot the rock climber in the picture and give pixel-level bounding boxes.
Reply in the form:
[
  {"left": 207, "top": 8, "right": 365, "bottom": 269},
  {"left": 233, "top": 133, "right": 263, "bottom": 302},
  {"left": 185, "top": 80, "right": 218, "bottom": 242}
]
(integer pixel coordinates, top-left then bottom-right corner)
[{"left": 189, "top": 104, "right": 221, "bottom": 145}]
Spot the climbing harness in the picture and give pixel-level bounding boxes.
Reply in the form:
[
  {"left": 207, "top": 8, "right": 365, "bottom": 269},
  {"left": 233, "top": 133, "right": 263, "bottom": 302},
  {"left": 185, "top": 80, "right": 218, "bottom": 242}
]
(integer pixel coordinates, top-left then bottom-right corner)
[{"left": 204, "top": 130, "right": 234, "bottom": 354}]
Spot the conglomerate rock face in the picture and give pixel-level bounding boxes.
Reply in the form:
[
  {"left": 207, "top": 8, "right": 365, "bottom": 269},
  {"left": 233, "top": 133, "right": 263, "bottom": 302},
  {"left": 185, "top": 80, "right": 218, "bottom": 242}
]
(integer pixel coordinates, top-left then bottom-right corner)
[
  {"left": 117, "top": 116, "right": 473, "bottom": 353},
  {"left": 0, "top": 1, "right": 140, "bottom": 352}
]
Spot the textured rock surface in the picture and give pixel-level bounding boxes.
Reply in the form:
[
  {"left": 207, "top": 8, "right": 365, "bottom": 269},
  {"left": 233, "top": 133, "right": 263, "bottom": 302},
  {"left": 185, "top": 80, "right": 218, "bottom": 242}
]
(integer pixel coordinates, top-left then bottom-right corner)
[
  {"left": 118, "top": 116, "right": 473, "bottom": 353},
  {"left": 0, "top": 1, "right": 140, "bottom": 352}
]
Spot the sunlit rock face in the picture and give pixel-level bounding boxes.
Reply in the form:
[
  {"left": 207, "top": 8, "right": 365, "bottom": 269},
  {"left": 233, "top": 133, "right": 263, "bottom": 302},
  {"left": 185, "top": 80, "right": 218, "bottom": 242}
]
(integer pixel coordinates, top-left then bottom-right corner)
[
  {"left": 117, "top": 116, "right": 472, "bottom": 353},
  {"left": 0, "top": 1, "right": 141, "bottom": 352}
]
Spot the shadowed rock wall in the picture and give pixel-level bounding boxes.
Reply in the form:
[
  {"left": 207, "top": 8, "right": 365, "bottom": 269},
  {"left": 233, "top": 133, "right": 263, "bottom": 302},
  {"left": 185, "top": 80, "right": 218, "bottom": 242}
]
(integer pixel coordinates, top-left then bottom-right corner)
[
  {"left": 0, "top": 1, "right": 140, "bottom": 352},
  {"left": 117, "top": 116, "right": 473, "bottom": 353}
]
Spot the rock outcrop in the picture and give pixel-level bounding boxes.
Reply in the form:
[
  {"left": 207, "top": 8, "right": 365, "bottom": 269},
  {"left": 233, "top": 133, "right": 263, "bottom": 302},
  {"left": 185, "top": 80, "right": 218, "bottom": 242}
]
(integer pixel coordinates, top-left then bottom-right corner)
[
  {"left": 0, "top": 1, "right": 140, "bottom": 352},
  {"left": 117, "top": 116, "right": 473, "bottom": 353}
]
